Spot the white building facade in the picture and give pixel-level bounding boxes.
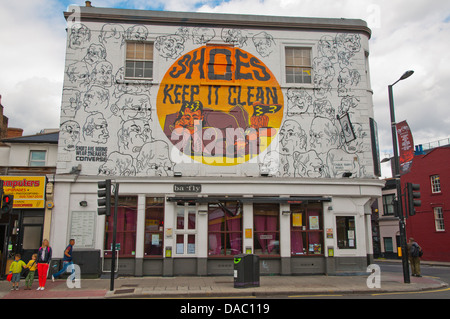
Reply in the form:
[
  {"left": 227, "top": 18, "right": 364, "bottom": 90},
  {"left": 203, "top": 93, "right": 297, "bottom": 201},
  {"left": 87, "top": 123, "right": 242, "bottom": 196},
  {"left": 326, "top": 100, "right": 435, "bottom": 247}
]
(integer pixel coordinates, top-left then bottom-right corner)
[{"left": 52, "top": 5, "right": 383, "bottom": 276}]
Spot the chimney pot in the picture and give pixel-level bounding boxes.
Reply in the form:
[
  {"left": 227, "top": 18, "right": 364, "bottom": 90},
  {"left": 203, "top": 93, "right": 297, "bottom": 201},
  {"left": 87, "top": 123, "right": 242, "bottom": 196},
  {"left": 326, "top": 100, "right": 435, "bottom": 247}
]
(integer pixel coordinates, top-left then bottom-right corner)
[{"left": 85, "top": 1, "right": 92, "bottom": 7}]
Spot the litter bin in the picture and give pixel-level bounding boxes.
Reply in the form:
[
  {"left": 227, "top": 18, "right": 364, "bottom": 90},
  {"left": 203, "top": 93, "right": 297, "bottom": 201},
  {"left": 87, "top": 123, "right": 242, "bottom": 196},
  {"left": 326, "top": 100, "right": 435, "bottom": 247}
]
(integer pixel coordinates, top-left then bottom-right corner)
[{"left": 234, "top": 254, "right": 260, "bottom": 288}]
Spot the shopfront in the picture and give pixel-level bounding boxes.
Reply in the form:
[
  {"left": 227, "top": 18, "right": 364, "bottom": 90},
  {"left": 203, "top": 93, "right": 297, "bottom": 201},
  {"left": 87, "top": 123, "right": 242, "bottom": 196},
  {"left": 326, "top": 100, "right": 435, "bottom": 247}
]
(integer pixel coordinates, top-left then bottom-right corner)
[{"left": 0, "top": 176, "right": 47, "bottom": 276}]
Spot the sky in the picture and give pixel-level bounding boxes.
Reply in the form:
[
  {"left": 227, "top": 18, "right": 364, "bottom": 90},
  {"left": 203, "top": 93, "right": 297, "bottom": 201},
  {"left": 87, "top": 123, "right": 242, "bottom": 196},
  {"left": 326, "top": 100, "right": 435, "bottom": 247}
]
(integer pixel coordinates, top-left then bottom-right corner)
[{"left": 0, "top": 0, "right": 449, "bottom": 177}]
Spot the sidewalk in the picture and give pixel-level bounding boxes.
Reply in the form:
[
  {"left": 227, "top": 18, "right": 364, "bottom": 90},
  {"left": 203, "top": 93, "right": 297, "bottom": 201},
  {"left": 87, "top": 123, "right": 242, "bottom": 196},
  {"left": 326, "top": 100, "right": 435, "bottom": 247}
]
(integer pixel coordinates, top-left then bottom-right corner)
[{"left": 0, "top": 269, "right": 447, "bottom": 299}]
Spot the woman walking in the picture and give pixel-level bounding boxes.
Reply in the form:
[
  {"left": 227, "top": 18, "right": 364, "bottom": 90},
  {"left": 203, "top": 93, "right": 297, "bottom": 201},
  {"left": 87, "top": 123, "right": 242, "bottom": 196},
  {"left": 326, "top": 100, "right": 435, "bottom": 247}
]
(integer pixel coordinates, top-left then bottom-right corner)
[{"left": 36, "top": 239, "right": 52, "bottom": 290}]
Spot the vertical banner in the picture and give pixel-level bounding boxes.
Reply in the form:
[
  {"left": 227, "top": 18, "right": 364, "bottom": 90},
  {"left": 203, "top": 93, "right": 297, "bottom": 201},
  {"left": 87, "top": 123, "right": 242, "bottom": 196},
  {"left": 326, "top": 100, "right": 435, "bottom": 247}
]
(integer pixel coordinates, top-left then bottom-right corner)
[
  {"left": 396, "top": 120, "right": 414, "bottom": 175},
  {"left": 369, "top": 118, "right": 381, "bottom": 177}
]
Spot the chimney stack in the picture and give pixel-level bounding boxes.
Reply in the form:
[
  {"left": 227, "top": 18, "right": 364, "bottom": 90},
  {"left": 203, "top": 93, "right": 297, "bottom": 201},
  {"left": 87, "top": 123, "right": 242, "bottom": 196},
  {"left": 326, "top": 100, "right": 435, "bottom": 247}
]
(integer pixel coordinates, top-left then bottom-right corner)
[{"left": 85, "top": 1, "right": 92, "bottom": 7}]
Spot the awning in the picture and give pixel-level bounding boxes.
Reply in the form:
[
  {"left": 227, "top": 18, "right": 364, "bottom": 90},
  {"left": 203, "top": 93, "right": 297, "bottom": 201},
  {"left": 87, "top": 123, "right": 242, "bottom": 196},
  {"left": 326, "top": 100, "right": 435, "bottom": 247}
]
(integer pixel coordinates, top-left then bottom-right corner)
[{"left": 167, "top": 196, "right": 331, "bottom": 204}]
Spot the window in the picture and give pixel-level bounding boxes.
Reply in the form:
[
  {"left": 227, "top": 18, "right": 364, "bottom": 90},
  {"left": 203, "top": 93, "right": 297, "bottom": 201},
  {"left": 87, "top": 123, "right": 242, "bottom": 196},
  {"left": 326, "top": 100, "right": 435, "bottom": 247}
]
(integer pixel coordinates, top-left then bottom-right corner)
[
  {"left": 431, "top": 175, "right": 441, "bottom": 193},
  {"left": 29, "top": 150, "right": 46, "bottom": 166},
  {"left": 144, "top": 197, "right": 164, "bottom": 257},
  {"left": 285, "top": 47, "right": 312, "bottom": 84},
  {"left": 434, "top": 207, "right": 445, "bottom": 231},
  {"left": 383, "top": 237, "right": 393, "bottom": 253},
  {"left": 291, "top": 203, "right": 323, "bottom": 255},
  {"left": 254, "top": 203, "right": 279, "bottom": 255},
  {"left": 104, "top": 196, "right": 137, "bottom": 257},
  {"left": 125, "top": 42, "right": 153, "bottom": 79},
  {"left": 208, "top": 202, "right": 242, "bottom": 256},
  {"left": 382, "top": 194, "right": 395, "bottom": 216},
  {"left": 175, "top": 202, "right": 197, "bottom": 255},
  {"left": 336, "top": 216, "right": 356, "bottom": 249}
]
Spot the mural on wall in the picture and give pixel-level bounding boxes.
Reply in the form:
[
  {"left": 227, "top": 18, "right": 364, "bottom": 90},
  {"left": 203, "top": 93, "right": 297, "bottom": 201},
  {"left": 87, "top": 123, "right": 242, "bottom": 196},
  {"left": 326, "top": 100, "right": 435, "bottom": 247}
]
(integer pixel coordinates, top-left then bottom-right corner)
[{"left": 59, "top": 20, "right": 372, "bottom": 178}]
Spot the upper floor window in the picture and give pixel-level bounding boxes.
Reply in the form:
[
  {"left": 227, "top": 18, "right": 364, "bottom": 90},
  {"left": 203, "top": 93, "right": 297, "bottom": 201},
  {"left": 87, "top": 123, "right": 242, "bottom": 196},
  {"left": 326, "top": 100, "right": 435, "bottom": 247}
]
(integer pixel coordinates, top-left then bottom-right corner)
[
  {"left": 285, "top": 47, "right": 312, "bottom": 84},
  {"left": 382, "top": 194, "right": 395, "bottom": 216},
  {"left": 29, "top": 150, "right": 46, "bottom": 166},
  {"left": 431, "top": 175, "right": 441, "bottom": 193},
  {"left": 125, "top": 42, "right": 153, "bottom": 79}
]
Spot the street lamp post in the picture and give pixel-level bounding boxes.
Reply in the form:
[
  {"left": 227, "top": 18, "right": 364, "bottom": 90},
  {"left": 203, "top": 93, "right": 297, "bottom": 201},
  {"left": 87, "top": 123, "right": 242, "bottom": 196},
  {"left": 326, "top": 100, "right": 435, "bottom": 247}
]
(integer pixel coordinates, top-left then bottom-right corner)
[{"left": 388, "top": 70, "right": 414, "bottom": 284}]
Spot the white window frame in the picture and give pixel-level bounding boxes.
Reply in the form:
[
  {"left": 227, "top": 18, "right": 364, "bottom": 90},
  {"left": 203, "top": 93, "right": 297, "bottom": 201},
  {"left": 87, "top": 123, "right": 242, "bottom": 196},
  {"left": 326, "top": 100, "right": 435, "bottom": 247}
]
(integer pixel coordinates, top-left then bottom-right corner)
[
  {"left": 29, "top": 150, "right": 46, "bottom": 167},
  {"left": 434, "top": 207, "right": 445, "bottom": 232},
  {"left": 281, "top": 42, "right": 315, "bottom": 87},
  {"left": 174, "top": 202, "right": 198, "bottom": 256},
  {"left": 124, "top": 41, "right": 154, "bottom": 81},
  {"left": 431, "top": 175, "right": 441, "bottom": 193}
]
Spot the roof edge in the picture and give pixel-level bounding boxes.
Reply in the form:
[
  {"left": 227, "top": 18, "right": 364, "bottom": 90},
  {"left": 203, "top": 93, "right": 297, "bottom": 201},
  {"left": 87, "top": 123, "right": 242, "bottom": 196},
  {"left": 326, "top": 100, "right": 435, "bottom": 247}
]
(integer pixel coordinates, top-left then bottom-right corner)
[{"left": 64, "top": 6, "right": 371, "bottom": 39}]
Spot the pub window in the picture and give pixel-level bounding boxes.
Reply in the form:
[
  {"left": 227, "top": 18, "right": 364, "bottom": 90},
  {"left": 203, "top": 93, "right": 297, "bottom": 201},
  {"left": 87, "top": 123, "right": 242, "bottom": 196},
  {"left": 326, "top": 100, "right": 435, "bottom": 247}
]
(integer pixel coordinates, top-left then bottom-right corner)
[
  {"left": 104, "top": 196, "right": 137, "bottom": 257},
  {"left": 336, "top": 216, "right": 356, "bottom": 249},
  {"left": 144, "top": 197, "right": 164, "bottom": 257},
  {"left": 208, "top": 201, "right": 243, "bottom": 256},
  {"left": 175, "top": 202, "right": 197, "bottom": 255},
  {"left": 290, "top": 202, "right": 323, "bottom": 255},
  {"left": 29, "top": 150, "right": 46, "bottom": 166},
  {"left": 125, "top": 42, "right": 153, "bottom": 79},
  {"left": 253, "top": 203, "right": 280, "bottom": 255},
  {"left": 285, "top": 47, "right": 312, "bottom": 84}
]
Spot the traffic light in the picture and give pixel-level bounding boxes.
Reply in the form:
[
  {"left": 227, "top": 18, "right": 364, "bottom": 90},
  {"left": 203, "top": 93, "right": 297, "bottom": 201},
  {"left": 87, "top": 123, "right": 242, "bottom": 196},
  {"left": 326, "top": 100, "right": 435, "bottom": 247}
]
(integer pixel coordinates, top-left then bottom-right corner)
[
  {"left": 1, "top": 194, "right": 14, "bottom": 215},
  {"left": 97, "top": 179, "right": 111, "bottom": 216},
  {"left": 407, "top": 183, "right": 421, "bottom": 216}
]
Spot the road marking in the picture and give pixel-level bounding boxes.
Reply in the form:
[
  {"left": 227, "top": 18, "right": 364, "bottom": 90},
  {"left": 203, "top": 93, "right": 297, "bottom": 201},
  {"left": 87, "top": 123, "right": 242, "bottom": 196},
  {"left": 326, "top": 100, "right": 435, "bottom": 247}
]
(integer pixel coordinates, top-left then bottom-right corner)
[
  {"left": 371, "top": 287, "right": 450, "bottom": 296},
  {"left": 288, "top": 294, "right": 343, "bottom": 298}
]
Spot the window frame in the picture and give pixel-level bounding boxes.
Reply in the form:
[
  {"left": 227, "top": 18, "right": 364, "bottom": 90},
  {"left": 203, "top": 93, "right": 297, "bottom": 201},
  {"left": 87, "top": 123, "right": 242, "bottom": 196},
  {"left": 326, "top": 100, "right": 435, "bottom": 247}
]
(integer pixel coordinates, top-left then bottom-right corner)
[
  {"left": 144, "top": 197, "right": 164, "bottom": 258},
  {"left": 382, "top": 194, "right": 395, "bottom": 216},
  {"left": 336, "top": 215, "right": 357, "bottom": 249},
  {"left": 284, "top": 46, "right": 313, "bottom": 85},
  {"left": 29, "top": 150, "right": 46, "bottom": 167},
  {"left": 124, "top": 41, "right": 154, "bottom": 80},
  {"left": 290, "top": 202, "right": 324, "bottom": 256},
  {"left": 104, "top": 196, "right": 138, "bottom": 258},
  {"left": 431, "top": 175, "right": 441, "bottom": 194},
  {"left": 207, "top": 201, "right": 243, "bottom": 257},
  {"left": 434, "top": 207, "right": 445, "bottom": 232},
  {"left": 253, "top": 203, "right": 280, "bottom": 256},
  {"left": 174, "top": 202, "right": 198, "bottom": 256}
]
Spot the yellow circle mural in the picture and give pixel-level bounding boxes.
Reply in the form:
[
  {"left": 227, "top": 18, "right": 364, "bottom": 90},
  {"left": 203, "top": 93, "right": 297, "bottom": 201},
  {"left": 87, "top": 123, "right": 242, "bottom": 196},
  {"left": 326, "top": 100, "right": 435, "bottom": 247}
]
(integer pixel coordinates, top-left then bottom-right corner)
[{"left": 157, "top": 45, "right": 284, "bottom": 165}]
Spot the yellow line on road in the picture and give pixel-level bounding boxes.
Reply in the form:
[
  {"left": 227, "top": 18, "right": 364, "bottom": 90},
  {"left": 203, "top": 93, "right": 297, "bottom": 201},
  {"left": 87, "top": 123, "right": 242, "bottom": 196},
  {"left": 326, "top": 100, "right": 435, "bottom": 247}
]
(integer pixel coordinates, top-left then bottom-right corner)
[
  {"left": 371, "top": 287, "right": 450, "bottom": 296},
  {"left": 288, "top": 294, "right": 343, "bottom": 298}
]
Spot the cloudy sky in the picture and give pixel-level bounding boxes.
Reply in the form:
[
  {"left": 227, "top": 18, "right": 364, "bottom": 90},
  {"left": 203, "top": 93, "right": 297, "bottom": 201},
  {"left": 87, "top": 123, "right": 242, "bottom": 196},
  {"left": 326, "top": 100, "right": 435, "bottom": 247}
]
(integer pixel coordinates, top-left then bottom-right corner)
[{"left": 0, "top": 0, "right": 449, "bottom": 177}]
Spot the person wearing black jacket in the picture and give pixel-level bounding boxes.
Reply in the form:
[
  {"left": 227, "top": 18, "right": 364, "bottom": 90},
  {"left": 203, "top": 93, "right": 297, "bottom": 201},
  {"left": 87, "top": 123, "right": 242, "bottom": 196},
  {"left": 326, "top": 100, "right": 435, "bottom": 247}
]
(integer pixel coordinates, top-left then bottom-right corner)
[{"left": 36, "top": 239, "right": 52, "bottom": 290}]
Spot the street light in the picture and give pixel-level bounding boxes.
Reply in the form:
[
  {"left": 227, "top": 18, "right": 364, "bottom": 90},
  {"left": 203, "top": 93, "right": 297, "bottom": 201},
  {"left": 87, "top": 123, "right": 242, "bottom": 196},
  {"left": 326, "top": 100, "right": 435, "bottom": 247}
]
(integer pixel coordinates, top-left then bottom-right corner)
[{"left": 388, "top": 70, "right": 414, "bottom": 284}]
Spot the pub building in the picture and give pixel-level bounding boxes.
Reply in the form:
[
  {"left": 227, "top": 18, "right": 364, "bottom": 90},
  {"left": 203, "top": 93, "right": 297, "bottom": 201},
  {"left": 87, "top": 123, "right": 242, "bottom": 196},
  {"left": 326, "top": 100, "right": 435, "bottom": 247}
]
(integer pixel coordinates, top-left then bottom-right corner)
[{"left": 51, "top": 3, "right": 383, "bottom": 276}]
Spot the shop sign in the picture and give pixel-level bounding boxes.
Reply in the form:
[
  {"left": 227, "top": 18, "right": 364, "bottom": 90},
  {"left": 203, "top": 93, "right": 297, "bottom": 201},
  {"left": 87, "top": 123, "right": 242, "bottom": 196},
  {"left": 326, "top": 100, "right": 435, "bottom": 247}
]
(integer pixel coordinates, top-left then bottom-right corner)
[
  {"left": 0, "top": 176, "right": 46, "bottom": 209},
  {"left": 173, "top": 184, "right": 202, "bottom": 193}
]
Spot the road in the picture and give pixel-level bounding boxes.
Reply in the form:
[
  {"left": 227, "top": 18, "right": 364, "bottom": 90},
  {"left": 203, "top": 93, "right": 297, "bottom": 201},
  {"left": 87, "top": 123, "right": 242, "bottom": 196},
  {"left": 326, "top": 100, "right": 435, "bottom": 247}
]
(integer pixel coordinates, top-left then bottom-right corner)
[{"left": 284, "top": 261, "right": 450, "bottom": 299}]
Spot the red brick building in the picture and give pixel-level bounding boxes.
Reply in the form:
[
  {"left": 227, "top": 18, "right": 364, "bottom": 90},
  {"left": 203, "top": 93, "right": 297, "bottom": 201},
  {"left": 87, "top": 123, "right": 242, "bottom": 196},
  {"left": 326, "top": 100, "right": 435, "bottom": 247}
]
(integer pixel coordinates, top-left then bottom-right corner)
[{"left": 401, "top": 145, "right": 450, "bottom": 262}]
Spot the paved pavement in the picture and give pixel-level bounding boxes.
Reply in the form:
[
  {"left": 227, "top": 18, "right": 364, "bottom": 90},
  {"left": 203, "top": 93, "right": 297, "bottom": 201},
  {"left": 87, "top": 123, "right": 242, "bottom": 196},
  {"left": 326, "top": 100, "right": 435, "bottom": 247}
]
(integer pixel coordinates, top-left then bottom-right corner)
[{"left": 1, "top": 260, "right": 448, "bottom": 299}]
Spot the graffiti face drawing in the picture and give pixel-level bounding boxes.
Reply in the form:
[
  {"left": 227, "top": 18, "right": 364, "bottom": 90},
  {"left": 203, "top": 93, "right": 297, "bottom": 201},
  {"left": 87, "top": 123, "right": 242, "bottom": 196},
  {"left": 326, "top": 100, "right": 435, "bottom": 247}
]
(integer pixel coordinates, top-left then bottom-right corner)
[
  {"left": 98, "top": 152, "right": 136, "bottom": 176},
  {"left": 83, "top": 86, "right": 109, "bottom": 112},
  {"left": 309, "top": 117, "right": 340, "bottom": 154},
  {"left": 137, "top": 141, "right": 174, "bottom": 176},
  {"left": 69, "top": 23, "right": 91, "bottom": 50},
  {"left": 111, "top": 94, "right": 152, "bottom": 122},
  {"left": 279, "top": 120, "right": 307, "bottom": 156},
  {"left": 66, "top": 61, "right": 90, "bottom": 90},
  {"left": 61, "top": 89, "right": 81, "bottom": 117},
  {"left": 91, "top": 61, "right": 113, "bottom": 87},
  {"left": 118, "top": 118, "right": 152, "bottom": 155},
  {"left": 83, "top": 112, "right": 109, "bottom": 144},
  {"left": 60, "top": 120, "right": 81, "bottom": 151}
]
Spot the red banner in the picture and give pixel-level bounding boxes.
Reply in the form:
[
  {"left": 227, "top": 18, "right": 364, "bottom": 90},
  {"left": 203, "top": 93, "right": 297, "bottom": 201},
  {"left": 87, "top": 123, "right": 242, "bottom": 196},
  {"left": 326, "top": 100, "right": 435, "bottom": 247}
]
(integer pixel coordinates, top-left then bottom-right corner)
[{"left": 396, "top": 120, "right": 414, "bottom": 175}]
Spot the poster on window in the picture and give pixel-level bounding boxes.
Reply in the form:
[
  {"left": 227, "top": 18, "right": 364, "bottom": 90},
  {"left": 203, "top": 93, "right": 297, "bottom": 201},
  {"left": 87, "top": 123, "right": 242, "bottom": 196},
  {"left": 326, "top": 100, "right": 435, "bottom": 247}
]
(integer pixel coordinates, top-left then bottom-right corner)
[
  {"left": 309, "top": 216, "right": 319, "bottom": 230},
  {"left": 396, "top": 120, "right": 414, "bottom": 175}
]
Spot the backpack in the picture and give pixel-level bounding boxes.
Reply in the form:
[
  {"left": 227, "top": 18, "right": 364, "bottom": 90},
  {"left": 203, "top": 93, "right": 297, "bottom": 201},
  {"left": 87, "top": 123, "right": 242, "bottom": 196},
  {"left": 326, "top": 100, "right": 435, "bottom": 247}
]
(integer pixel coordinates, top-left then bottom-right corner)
[{"left": 410, "top": 243, "right": 421, "bottom": 257}]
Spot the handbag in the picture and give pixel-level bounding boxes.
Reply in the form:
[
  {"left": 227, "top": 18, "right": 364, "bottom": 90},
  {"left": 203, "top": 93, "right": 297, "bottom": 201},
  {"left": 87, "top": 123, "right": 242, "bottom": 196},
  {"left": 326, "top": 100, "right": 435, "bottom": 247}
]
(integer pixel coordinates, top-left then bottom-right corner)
[{"left": 6, "top": 273, "right": 12, "bottom": 282}]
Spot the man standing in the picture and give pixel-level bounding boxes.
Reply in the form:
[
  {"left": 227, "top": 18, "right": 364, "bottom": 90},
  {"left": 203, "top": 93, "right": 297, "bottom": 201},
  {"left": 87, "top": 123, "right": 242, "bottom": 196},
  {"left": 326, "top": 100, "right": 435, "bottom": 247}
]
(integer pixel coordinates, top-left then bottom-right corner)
[
  {"left": 407, "top": 238, "right": 422, "bottom": 277},
  {"left": 52, "top": 239, "right": 75, "bottom": 281}
]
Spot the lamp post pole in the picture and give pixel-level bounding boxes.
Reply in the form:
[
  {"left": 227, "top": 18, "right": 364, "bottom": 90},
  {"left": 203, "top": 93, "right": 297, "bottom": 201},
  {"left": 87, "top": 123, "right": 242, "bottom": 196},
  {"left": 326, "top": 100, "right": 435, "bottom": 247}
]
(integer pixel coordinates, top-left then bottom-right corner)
[{"left": 388, "top": 70, "right": 414, "bottom": 284}]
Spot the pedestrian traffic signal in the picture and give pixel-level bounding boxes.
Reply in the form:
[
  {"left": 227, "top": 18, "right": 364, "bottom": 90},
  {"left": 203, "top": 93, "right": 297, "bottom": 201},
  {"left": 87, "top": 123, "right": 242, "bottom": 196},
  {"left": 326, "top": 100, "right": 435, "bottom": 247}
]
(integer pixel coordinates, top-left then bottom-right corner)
[
  {"left": 1, "top": 194, "right": 14, "bottom": 215},
  {"left": 97, "top": 179, "right": 111, "bottom": 216},
  {"left": 407, "top": 183, "right": 421, "bottom": 216}
]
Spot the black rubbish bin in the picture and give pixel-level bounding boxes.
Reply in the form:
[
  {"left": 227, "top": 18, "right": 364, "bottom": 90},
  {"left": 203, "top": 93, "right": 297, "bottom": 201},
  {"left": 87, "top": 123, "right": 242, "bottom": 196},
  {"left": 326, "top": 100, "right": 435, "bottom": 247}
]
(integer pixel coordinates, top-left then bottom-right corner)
[{"left": 234, "top": 254, "right": 260, "bottom": 288}]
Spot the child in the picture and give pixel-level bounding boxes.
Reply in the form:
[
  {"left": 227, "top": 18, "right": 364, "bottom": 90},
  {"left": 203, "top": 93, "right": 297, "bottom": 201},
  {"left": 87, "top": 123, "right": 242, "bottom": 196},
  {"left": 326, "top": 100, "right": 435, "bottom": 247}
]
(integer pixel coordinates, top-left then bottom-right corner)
[
  {"left": 9, "top": 254, "right": 26, "bottom": 291},
  {"left": 24, "top": 254, "right": 38, "bottom": 290}
]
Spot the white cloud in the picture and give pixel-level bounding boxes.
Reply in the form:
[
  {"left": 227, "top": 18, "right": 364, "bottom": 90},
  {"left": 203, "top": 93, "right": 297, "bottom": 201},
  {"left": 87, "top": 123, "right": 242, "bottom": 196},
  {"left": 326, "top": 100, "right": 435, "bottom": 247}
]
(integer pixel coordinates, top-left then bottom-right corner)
[{"left": 1, "top": 0, "right": 449, "bottom": 159}]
